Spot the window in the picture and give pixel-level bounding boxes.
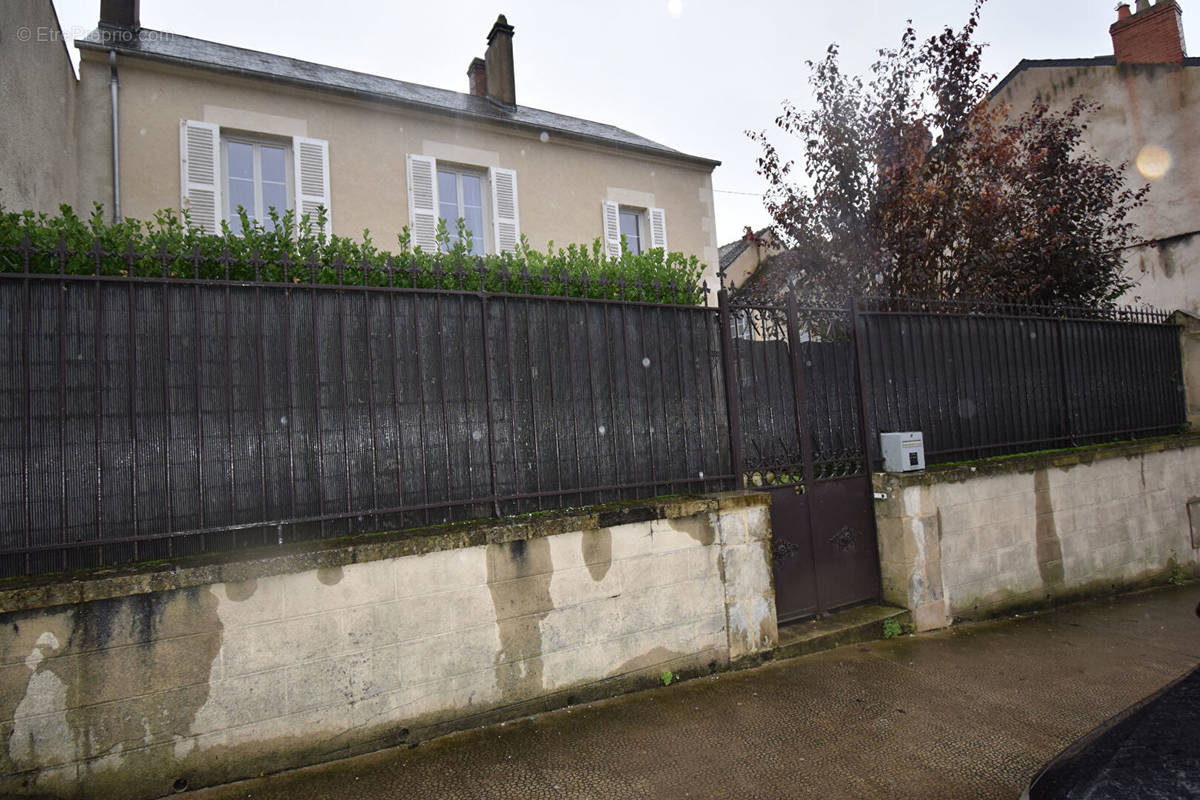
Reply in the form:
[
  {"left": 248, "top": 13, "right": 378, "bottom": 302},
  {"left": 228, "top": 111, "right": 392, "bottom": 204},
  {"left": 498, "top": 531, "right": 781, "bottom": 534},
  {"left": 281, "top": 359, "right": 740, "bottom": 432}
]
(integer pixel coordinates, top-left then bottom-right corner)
[
  {"left": 437, "top": 166, "right": 488, "bottom": 256},
  {"left": 619, "top": 209, "right": 642, "bottom": 255},
  {"left": 602, "top": 201, "right": 667, "bottom": 258},
  {"left": 223, "top": 136, "right": 291, "bottom": 234},
  {"left": 406, "top": 155, "right": 520, "bottom": 254},
  {"left": 180, "top": 120, "right": 331, "bottom": 237}
]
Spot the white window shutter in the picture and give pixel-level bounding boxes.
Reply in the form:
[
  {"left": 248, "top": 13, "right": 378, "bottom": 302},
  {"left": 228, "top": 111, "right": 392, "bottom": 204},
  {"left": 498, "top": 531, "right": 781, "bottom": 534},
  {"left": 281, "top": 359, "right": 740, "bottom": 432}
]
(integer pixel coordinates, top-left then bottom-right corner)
[
  {"left": 293, "top": 136, "right": 331, "bottom": 237},
  {"left": 489, "top": 167, "right": 520, "bottom": 254},
  {"left": 179, "top": 120, "right": 220, "bottom": 234},
  {"left": 648, "top": 207, "right": 668, "bottom": 252},
  {"left": 407, "top": 154, "right": 439, "bottom": 251},
  {"left": 602, "top": 201, "right": 621, "bottom": 258}
]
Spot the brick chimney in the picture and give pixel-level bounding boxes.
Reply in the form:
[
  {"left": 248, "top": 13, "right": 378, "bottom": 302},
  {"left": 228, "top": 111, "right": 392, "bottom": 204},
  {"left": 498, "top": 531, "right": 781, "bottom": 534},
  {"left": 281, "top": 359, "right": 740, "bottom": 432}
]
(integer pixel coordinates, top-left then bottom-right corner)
[
  {"left": 484, "top": 14, "right": 516, "bottom": 107},
  {"left": 99, "top": 0, "right": 140, "bottom": 31},
  {"left": 1110, "top": 0, "right": 1187, "bottom": 63},
  {"left": 467, "top": 57, "right": 487, "bottom": 97}
]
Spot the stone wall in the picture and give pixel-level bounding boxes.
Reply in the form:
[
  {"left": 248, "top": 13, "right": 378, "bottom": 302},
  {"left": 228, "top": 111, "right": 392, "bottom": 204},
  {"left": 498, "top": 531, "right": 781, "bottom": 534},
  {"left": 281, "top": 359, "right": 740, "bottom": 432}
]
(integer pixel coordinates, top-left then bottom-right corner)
[
  {"left": 0, "top": 492, "right": 775, "bottom": 799},
  {"left": 874, "top": 437, "right": 1200, "bottom": 631}
]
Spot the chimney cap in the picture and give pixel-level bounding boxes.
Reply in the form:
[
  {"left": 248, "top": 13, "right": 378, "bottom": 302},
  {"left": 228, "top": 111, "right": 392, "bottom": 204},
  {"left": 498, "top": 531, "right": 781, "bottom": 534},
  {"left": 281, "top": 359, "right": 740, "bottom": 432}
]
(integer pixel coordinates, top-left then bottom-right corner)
[
  {"left": 488, "top": 14, "right": 515, "bottom": 44},
  {"left": 99, "top": 0, "right": 140, "bottom": 30}
]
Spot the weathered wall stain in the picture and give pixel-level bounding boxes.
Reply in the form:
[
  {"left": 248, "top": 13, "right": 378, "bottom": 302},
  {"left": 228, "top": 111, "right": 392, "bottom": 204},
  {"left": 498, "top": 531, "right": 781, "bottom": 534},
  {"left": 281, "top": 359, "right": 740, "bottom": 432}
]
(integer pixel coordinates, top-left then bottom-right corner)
[
  {"left": 667, "top": 516, "right": 714, "bottom": 547},
  {"left": 1, "top": 586, "right": 222, "bottom": 786},
  {"left": 487, "top": 538, "right": 554, "bottom": 703},
  {"left": 224, "top": 578, "right": 257, "bottom": 602},
  {"left": 581, "top": 528, "right": 613, "bottom": 582},
  {"left": 610, "top": 646, "right": 685, "bottom": 678},
  {"left": 1034, "top": 469, "right": 1066, "bottom": 588},
  {"left": 316, "top": 566, "right": 343, "bottom": 586}
]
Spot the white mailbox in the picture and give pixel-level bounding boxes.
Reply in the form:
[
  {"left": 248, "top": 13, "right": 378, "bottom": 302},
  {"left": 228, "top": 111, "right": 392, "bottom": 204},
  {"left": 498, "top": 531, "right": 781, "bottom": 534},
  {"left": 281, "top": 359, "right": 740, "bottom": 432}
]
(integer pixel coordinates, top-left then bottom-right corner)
[{"left": 881, "top": 431, "right": 925, "bottom": 472}]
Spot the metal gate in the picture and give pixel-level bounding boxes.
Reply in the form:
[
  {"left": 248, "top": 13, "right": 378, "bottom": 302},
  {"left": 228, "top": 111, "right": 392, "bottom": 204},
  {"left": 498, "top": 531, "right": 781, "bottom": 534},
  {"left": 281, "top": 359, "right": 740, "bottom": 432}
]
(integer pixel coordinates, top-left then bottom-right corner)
[{"left": 719, "top": 293, "right": 880, "bottom": 622}]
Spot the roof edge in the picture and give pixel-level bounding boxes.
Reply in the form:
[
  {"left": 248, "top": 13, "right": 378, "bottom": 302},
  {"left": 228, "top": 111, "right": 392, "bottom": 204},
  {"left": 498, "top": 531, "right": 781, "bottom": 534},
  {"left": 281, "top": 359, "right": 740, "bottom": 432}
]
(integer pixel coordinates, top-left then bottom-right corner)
[
  {"left": 990, "top": 55, "right": 1200, "bottom": 99},
  {"left": 77, "top": 30, "right": 722, "bottom": 170}
]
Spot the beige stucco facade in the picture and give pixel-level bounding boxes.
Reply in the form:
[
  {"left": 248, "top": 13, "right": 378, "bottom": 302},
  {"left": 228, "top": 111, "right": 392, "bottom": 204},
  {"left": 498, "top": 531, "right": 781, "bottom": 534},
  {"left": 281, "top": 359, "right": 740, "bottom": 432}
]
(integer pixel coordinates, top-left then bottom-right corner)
[
  {"left": 0, "top": 0, "right": 78, "bottom": 216},
  {"left": 993, "top": 61, "right": 1200, "bottom": 312},
  {"left": 71, "top": 48, "right": 719, "bottom": 272}
]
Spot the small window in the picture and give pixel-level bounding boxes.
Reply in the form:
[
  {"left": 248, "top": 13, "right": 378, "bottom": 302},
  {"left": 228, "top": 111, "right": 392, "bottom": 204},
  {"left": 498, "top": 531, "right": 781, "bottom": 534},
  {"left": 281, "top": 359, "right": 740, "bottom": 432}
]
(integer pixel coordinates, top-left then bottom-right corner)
[
  {"left": 222, "top": 135, "right": 292, "bottom": 234},
  {"left": 619, "top": 208, "right": 642, "bottom": 255},
  {"left": 437, "top": 165, "right": 488, "bottom": 255}
]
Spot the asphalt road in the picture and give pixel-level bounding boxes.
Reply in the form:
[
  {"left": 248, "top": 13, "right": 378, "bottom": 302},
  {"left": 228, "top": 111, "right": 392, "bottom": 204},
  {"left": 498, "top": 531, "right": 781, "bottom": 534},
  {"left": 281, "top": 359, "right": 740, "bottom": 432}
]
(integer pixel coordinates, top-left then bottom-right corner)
[{"left": 191, "top": 583, "right": 1200, "bottom": 800}]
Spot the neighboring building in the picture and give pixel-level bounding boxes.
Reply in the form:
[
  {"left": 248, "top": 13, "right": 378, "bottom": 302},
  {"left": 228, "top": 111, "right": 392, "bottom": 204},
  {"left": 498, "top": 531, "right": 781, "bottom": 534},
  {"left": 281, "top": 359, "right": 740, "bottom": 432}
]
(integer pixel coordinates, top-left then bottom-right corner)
[
  {"left": 5, "top": 1, "right": 720, "bottom": 271},
  {"left": 0, "top": 0, "right": 78, "bottom": 216},
  {"left": 991, "top": 0, "right": 1200, "bottom": 312},
  {"left": 710, "top": 226, "right": 774, "bottom": 296}
]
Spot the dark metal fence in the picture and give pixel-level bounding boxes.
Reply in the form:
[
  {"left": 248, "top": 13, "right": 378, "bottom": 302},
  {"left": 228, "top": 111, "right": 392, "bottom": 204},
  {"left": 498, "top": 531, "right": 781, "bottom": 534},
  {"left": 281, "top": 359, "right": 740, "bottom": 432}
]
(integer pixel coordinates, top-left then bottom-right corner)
[
  {"left": 720, "top": 298, "right": 865, "bottom": 489},
  {"left": 854, "top": 297, "right": 1186, "bottom": 465},
  {"left": 0, "top": 240, "right": 1188, "bottom": 578},
  {"left": 0, "top": 243, "right": 731, "bottom": 577}
]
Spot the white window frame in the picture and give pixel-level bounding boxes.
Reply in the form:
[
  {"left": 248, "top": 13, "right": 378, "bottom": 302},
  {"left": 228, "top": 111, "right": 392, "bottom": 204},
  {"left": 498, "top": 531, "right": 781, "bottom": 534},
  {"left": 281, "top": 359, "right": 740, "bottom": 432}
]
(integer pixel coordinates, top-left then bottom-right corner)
[
  {"left": 436, "top": 163, "right": 492, "bottom": 255},
  {"left": 618, "top": 207, "right": 645, "bottom": 255},
  {"left": 602, "top": 200, "right": 667, "bottom": 259},
  {"left": 220, "top": 133, "right": 294, "bottom": 232}
]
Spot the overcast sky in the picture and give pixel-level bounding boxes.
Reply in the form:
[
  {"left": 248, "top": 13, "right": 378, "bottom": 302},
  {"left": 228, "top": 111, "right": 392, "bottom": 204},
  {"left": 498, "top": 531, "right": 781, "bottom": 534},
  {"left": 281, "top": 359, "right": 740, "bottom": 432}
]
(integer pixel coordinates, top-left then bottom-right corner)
[{"left": 48, "top": 0, "right": 1197, "bottom": 246}]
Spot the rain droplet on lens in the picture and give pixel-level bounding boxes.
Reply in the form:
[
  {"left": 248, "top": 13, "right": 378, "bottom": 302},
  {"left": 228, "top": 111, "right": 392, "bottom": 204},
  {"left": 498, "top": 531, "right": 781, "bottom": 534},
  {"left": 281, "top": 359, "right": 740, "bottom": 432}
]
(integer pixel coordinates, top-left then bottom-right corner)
[{"left": 642, "top": 357, "right": 651, "bottom": 367}]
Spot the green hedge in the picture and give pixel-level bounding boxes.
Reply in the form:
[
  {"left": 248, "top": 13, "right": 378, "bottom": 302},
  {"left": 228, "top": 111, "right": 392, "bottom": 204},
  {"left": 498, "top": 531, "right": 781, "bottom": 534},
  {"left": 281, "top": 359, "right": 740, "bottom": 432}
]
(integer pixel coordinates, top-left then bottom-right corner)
[{"left": 0, "top": 204, "right": 706, "bottom": 305}]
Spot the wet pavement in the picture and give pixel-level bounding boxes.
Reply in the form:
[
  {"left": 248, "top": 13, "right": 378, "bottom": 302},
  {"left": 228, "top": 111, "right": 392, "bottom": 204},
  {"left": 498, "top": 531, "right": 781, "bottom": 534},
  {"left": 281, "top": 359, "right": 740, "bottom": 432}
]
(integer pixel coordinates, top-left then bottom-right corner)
[{"left": 191, "top": 584, "right": 1200, "bottom": 800}]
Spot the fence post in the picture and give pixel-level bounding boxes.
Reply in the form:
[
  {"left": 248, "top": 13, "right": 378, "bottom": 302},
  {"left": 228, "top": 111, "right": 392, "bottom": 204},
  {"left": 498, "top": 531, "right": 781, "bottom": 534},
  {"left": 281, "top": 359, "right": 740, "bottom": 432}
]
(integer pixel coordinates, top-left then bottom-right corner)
[
  {"left": 784, "top": 294, "right": 816, "bottom": 486},
  {"left": 478, "top": 262, "right": 503, "bottom": 518},
  {"left": 849, "top": 297, "right": 877, "bottom": 474},
  {"left": 716, "top": 287, "right": 743, "bottom": 490},
  {"left": 1055, "top": 316, "right": 1076, "bottom": 447}
]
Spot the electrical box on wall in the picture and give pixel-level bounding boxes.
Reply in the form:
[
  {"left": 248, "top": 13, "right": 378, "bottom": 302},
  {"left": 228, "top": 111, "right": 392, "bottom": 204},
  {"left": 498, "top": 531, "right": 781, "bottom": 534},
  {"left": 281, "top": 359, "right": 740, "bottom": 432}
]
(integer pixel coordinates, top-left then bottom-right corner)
[{"left": 881, "top": 432, "right": 925, "bottom": 472}]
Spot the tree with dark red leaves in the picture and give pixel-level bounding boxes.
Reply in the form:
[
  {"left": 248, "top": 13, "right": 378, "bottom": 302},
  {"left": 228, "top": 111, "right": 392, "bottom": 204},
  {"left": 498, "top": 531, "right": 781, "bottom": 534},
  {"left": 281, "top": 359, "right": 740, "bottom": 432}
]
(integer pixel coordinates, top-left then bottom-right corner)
[{"left": 748, "top": 0, "right": 1147, "bottom": 307}]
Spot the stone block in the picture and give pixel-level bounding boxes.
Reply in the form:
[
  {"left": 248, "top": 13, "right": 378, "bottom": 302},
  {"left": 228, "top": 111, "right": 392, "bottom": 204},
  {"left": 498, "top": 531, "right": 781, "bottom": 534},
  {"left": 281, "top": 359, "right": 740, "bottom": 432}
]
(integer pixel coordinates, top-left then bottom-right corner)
[
  {"left": 213, "top": 577, "right": 285, "bottom": 627},
  {"left": 341, "top": 596, "right": 456, "bottom": 652},
  {"left": 285, "top": 653, "right": 372, "bottom": 715},
  {"left": 486, "top": 573, "right": 554, "bottom": 621},
  {"left": 190, "top": 670, "right": 289, "bottom": 735},
  {"left": 620, "top": 549, "right": 697, "bottom": 592},
  {"left": 721, "top": 542, "right": 772, "bottom": 598},
  {"left": 395, "top": 546, "right": 489, "bottom": 599},
  {"left": 445, "top": 584, "right": 497, "bottom": 631},
  {"left": 607, "top": 521, "right": 654, "bottom": 560},
  {"left": 649, "top": 517, "right": 709, "bottom": 552},
  {"left": 549, "top": 563, "right": 623, "bottom": 609},
  {"left": 743, "top": 505, "right": 771, "bottom": 543},
  {"left": 716, "top": 508, "right": 748, "bottom": 547},
  {"left": 912, "top": 599, "right": 950, "bottom": 632},
  {"left": 220, "top": 613, "right": 342, "bottom": 676},
  {"left": 282, "top": 560, "right": 393, "bottom": 618}
]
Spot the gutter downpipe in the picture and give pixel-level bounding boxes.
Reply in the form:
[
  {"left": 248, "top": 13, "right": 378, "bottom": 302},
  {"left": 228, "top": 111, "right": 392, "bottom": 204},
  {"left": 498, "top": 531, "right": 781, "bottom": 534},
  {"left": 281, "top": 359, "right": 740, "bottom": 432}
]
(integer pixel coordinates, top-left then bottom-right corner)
[{"left": 109, "top": 49, "right": 121, "bottom": 222}]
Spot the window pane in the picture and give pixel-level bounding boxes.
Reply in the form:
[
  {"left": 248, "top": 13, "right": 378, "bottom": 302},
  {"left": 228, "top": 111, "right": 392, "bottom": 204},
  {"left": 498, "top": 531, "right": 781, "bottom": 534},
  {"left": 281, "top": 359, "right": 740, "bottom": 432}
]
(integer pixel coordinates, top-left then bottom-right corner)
[
  {"left": 619, "top": 210, "right": 641, "bottom": 255},
  {"left": 461, "top": 174, "right": 483, "bottom": 208},
  {"left": 461, "top": 175, "right": 484, "bottom": 255},
  {"left": 260, "top": 145, "right": 286, "bottom": 184},
  {"left": 438, "top": 171, "right": 458, "bottom": 215},
  {"left": 228, "top": 176, "right": 256, "bottom": 223},
  {"left": 262, "top": 181, "right": 288, "bottom": 228},
  {"left": 227, "top": 141, "right": 254, "bottom": 181}
]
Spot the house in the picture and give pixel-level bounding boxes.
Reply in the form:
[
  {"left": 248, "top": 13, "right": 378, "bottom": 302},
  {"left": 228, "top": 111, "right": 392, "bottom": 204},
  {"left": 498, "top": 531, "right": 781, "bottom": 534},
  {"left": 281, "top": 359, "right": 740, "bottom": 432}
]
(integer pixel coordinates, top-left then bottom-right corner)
[
  {"left": 4, "top": 0, "right": 720, "bottom": 271},
  {"left": 711, "top": 226, "right": 774, "bottom": 295},
  {"left": 990, "top": 0, "right": 1200, "bottom": 312}
]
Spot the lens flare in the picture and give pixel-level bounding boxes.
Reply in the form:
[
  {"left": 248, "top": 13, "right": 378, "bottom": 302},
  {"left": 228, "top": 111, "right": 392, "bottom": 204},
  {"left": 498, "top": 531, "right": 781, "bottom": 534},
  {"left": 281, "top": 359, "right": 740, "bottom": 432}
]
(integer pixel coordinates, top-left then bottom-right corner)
[{"left": 1136, "top": 144, "right": 1171, "bottom": 180}]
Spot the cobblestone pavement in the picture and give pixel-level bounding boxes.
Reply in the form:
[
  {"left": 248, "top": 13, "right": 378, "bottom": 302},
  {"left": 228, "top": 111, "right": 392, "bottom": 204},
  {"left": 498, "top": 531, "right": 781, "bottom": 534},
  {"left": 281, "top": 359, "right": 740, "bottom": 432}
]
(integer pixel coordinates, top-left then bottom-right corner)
[{"left": 192, "top": 584, "right": 1200, "bottom": 800}]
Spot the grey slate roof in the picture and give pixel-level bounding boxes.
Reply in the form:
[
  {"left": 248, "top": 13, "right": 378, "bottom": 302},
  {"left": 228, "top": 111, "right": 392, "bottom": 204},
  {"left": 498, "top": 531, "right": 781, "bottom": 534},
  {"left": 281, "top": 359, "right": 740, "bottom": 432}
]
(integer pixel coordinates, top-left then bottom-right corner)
[
  {"left": 77, "top": 27, "right": 720, "bottom": 169},
  {"left": 718, "top": 238, "right": 751, "bottom": 270},
  {"left": 718, "top": 227, "right": 770, "bottom": 270}
]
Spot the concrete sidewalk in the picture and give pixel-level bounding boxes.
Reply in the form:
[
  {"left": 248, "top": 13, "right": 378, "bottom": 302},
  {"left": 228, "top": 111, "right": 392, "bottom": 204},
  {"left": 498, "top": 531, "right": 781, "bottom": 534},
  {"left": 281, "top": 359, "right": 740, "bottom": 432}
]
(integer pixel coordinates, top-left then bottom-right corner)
[{"left": 192, "top": 584, "right": 1200, "bottom": 800}]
